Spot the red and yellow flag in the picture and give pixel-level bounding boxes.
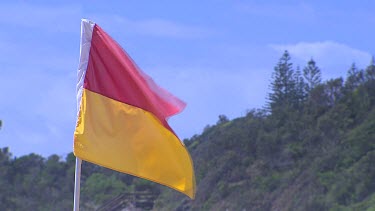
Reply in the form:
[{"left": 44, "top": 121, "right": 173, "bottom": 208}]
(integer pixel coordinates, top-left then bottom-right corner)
[{"left": 73, "top": 19, "right": 195, "bottom": 198}]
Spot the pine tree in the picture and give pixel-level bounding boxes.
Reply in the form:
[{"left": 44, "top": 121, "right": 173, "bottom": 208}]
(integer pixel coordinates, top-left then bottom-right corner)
[
  {"left": 345, "top": 63, "right": 364, "bottom": 91},
  {"left": 268, "top": 50, "right": 296, "bottom": 112},
  {"left": 303, "top": 59, "right": 322, "bottom": 94},
  {"left": 325, "top": 78, "right": 344, "bottom": 106},
  {"left": 365, "top": 56, "right": 375, "bottom": 81},
  {"left": 294, "top": 66, "right": 307, "bottom": 109}
]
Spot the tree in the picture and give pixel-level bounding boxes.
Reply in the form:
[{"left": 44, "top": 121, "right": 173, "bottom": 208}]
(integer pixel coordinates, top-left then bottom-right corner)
[
  {"left": 268, "top": 50, "right": 296, "bottom": 112},
  {"left": 303, "top": 59, "right": 322, "bottom": 94},
  {"left": 345, "top": 63, "right": 364, "bottom": 91},
  {"left": 0, "top": 148, "right": 12, "bottom": 209},
  {"left": 217, "top": 115, "right": 229, "bottom": 124},
  {"left": 363, "top": 58, "right": 375, "bottom": 106},
  {"left": 82, "top": 173, "right": 127, "bottom": 205},
  {"left": 365, "top": 57, "right": 375, "bottom": 81},
  {"left": 325, "top": 78, "right": 344, "bottom": 106},
  {"left": 294, "top": 66, "right": 307, "bottom": 108}
]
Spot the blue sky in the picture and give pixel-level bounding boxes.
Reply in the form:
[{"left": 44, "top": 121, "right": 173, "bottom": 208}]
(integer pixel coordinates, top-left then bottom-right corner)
[{"left": 1, "top": 1, "right": 374, "bottom": 157}]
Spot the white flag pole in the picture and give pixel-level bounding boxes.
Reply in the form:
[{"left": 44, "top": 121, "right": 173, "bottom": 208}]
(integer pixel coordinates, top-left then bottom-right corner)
[
  {"left": 73, "top": 157, "right": 82, "bottom": 211},
  {"left": 73, "top": 19, "right": 94, "bottom": 211},
  {"left": 73, "top": 19, "right": 95, "bottom": 211}
]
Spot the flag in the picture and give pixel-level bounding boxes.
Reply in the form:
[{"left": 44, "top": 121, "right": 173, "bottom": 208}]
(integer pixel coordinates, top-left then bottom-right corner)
[{"left": 73, "top": 19, "right": 195, "bottom": 198}]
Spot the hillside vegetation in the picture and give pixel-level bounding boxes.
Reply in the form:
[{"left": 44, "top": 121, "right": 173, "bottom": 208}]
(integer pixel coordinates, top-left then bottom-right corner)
[
  {"left": 1, "top": 51, "right": 375, "bottom": 210},
  {"left": 155, "top": 51, "right": 375, "bottom": 210}
]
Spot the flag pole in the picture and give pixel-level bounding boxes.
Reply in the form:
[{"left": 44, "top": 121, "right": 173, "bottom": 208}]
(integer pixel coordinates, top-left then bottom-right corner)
[{"left": 73, "top": 157, "right": 82, "bottom": 211}]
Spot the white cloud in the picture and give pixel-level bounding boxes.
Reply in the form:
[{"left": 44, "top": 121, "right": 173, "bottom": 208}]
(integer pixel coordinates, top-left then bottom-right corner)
[{"left": 269, "top": 41, "right": 372, "bottom": 79}]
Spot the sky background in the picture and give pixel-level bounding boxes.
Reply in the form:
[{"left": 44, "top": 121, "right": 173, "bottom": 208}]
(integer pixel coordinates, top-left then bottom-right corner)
[{"left": 1, "top": 1, "right": 375, "bottom": 157}]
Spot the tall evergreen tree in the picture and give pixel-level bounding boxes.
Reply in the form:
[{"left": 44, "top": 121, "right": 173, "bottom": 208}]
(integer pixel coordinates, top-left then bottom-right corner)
[
  {"left": 294, "top": 66, "right": 307, "bottom": 108},
  {"left": 345, "top": 63, "right": 364, "bottom": 91},
  {"left": 325, "top": 78, "right": 344, "bottom": 106},
  {"left": 303, "top": 59, "right": 322, "bottom": 94},
  {"left": 365, "top": 56, "right": 375, "bottom": 81},
  {"left": 268, "top": 50, "right": 296, "bottom": 112}
]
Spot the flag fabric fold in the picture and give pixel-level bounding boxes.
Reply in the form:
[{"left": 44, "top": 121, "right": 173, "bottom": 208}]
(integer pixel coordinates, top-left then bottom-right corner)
[{"left": 74, "top": 19, "right": 195, "bottom": 198}]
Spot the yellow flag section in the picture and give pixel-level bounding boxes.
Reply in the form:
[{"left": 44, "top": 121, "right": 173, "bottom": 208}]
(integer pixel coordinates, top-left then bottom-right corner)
[
  {"left": 73, "top": 19, "right": 195, "bottom": 199},
  {"left": 74, "top": 89, "right": 195, "bottom": 197}
]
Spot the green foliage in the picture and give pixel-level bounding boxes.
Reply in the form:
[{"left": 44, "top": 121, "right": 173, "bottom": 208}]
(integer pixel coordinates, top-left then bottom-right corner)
[
  {"left": 303, "top": 59, "right": 322, "bottom": 93},
  {"left": 82, "top": 173, "right": 127, "bottom": 204},
  {"left": 345, "top": 63, "right": 365, "bottom": 92},
  {"left": 154, "top": 53, "right": 375, "bottom": 210},
  {"left": 268, "top": 51, "right": 309, "bottom": 116},
  {"left": 365, "top": 57, "right": 375, "bottom": 81},
  {"left": 0, "top": 152, "right": 160, "bottom": 210},
  {"left": 217, "top": 114, "right": 229, "bottom": 124},
  {"left": 268, "top": 50, "right": 297, "bottom": 111}
]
